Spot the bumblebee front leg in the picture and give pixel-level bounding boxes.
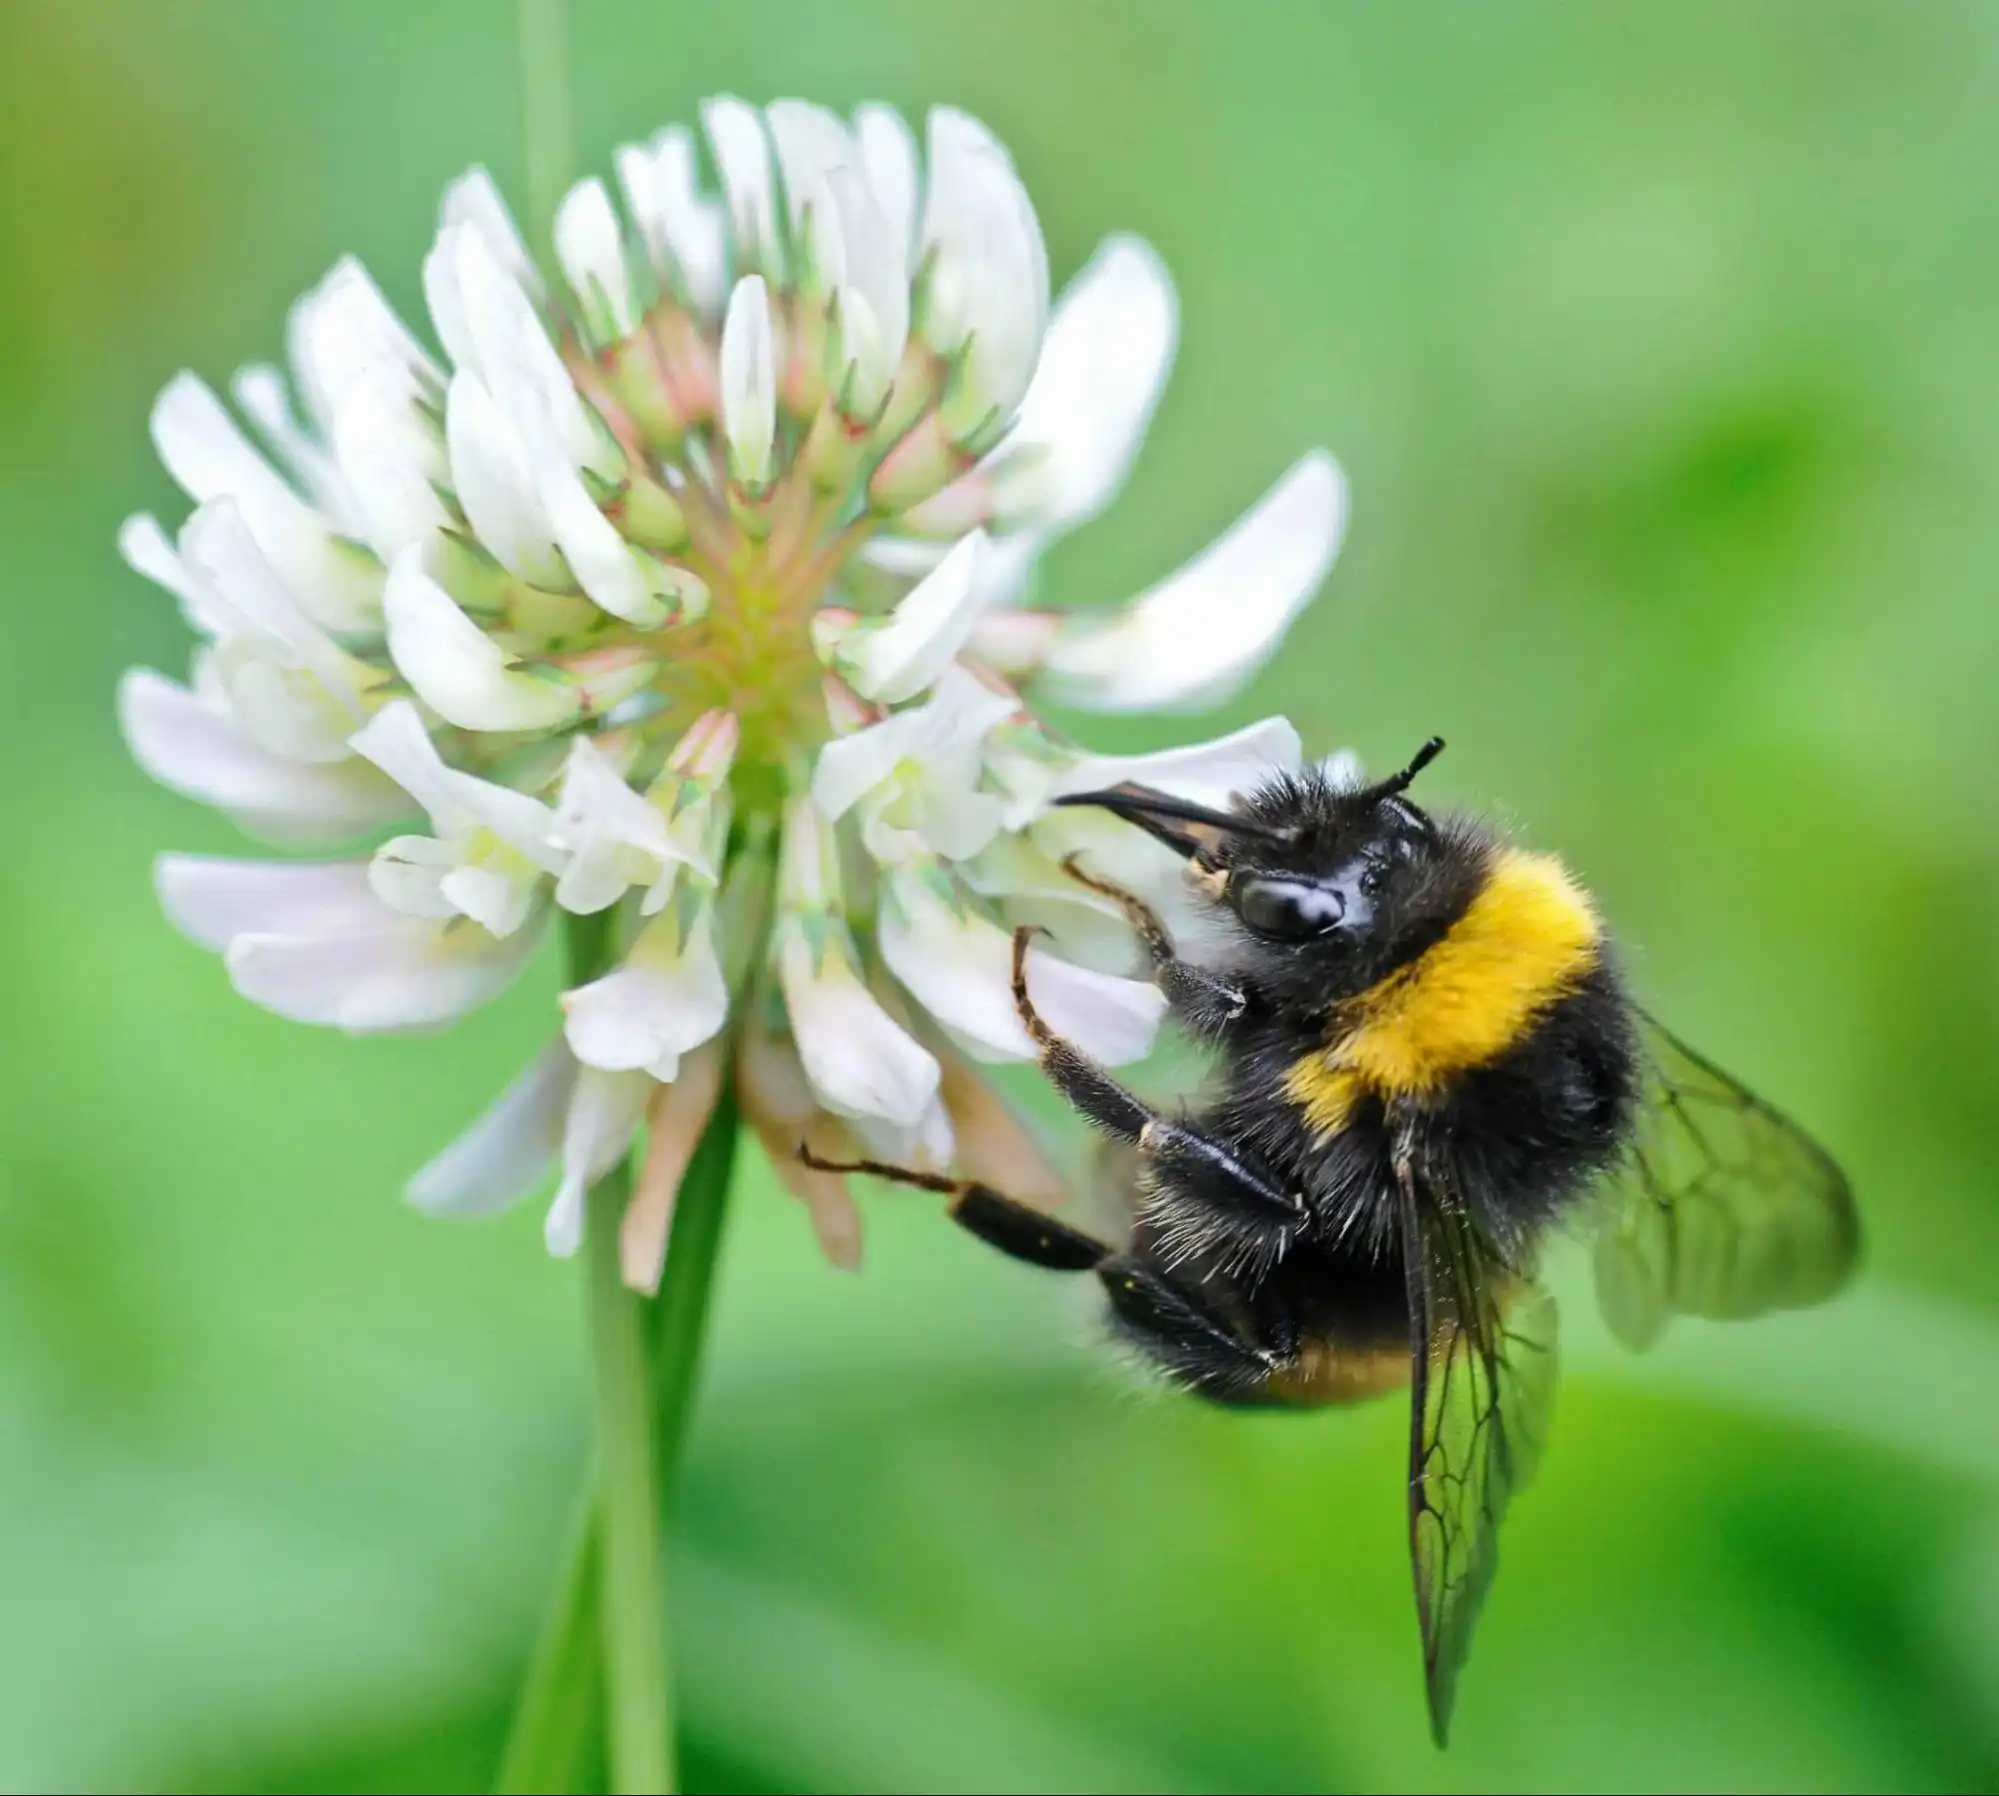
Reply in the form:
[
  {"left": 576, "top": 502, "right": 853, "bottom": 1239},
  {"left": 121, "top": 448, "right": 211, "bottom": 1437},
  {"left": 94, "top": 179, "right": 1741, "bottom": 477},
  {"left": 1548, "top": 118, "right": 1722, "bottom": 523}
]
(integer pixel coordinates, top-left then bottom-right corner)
[{"left": 1058, "top": 854, "right": 1249, "bottom": 1035}]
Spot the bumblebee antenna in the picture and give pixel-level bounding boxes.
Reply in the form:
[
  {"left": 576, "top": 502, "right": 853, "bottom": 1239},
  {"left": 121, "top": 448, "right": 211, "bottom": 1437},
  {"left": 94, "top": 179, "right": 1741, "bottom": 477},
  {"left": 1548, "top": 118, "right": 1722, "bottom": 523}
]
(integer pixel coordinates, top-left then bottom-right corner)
[{"left": 1364, "top": 735, "right": 1445, "bottom": 802}]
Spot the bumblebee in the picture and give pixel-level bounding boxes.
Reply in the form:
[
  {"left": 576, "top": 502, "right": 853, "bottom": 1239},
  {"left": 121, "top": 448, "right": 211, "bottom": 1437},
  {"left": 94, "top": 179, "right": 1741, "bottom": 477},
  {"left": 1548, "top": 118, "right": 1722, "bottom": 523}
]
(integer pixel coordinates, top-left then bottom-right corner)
[{"left": 803, "top": 738, "right": 1859, "bottom": 1743}]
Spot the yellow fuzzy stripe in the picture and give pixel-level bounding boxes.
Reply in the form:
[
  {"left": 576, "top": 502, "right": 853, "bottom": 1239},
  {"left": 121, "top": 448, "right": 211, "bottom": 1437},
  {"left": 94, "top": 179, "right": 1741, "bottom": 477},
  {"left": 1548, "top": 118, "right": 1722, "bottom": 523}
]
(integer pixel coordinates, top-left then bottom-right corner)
[{"left": 1284, "top": 849, "right": 1601, "bottom": 1135}]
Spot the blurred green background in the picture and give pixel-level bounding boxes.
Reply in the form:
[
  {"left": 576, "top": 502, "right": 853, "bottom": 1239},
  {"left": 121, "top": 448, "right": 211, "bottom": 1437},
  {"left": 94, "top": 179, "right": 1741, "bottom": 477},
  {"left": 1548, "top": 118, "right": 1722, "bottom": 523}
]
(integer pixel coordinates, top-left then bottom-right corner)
[{"left": 2, "top": 1, "right": 1996, "bottom": 1790}]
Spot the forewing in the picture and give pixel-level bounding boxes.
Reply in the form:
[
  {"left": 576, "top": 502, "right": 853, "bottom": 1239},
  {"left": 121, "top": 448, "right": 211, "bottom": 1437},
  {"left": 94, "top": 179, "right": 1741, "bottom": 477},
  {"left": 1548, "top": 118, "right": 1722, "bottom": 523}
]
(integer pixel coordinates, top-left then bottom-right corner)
[
  {"left": 1593, "top": 1011, "right": 1860, "bottom": 1351},
  {"left": 1396, "top": 1157, "right": 1559, "bottom": 1746}
]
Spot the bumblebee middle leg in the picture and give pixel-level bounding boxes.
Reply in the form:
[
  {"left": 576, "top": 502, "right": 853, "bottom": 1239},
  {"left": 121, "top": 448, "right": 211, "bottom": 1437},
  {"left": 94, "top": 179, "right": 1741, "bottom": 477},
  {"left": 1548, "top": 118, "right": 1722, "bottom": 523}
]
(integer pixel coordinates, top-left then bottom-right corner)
[{"left": 1058, "top": 853, "right": 1250, "bottom": 1035}]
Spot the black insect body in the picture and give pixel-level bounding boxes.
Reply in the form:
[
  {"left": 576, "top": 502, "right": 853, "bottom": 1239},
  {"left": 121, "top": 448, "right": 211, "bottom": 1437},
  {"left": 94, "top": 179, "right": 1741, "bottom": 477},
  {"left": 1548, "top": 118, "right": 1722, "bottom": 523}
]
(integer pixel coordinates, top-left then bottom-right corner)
[{"left": 803, "top": 739, "right": 1859, "bottom": 1743}]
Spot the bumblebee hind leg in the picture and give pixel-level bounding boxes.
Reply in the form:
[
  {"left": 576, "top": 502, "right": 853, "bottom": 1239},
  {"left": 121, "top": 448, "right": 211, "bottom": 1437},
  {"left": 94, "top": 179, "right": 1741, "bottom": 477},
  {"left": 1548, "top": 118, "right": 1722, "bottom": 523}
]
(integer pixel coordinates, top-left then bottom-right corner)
[
  {"left": 799, "top": 1146, "right": 1283, "bottom": 1398},
  {"left": 795, "top": 1147, "right": 1108, "bottom": 1271}
]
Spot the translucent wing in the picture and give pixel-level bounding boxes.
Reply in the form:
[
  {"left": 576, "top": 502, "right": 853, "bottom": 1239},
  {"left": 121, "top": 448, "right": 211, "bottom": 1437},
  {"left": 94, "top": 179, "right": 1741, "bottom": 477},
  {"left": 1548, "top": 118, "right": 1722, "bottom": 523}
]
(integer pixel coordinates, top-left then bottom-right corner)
[
  {"left": 1395, "top": 1149, "right": 1559, "bottom": 1746},
  {"left": 1592, "top": 1011, "right": 1860, "bottom": 1352}
]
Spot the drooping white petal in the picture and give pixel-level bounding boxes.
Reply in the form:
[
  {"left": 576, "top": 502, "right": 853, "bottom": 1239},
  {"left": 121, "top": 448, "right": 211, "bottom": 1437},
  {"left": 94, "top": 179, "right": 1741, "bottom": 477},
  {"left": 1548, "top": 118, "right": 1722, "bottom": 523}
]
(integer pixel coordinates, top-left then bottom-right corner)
[
  {"left": 154, "top": 855, "right": 380, "bottom": 952},
  {"left": 444, "top": 371, "right": 568, "bottom": 588},
  {"left": 854, "top": 103, "right": 919, "bottom": 276},
  {"left": 381, "top": 547, "right": 581, "bottom": 733},
  {"left": 149, "top": 373, "right": 382, "bottom": 636},
  {"left": 918, "top": 108, "right": 1050, "bottom": 435},
  {"left": 439, "top": 166, "right": 541, "bottom": 300},
  {"left": 118, "top": 668, "right": 410, "bottom": 845},
  {"left": 555, "top": 176, "right": 639, "bottom": 340},
  {"left": 1002, "top": 234, "right": 1177, "bottom": 532},
  {"left": 701, "top": 96, "right": 783, "bottom": 277},
  {"left": 878, "top": 867, "right": 1165, "bottom": 1065},
  {"left": 829, "top": 530, "right": 989, "bottom": 703},
  {"left": 408, "top": 1039, "right": 577, "bottom": 1218},
  {"left": 1040, "top": 451, "right": 1348, "bottom": 713},
  {"left": 719, "top": 275, "right": 777, "bottom": 490},
  {"left": 736, "top": 1028, "right": 868, "bottom": 1270},
  {"left": 780, "top": 933, "right": 941, "bottom": 1131},
  {"left": 561, "top": 904, "right": 729, "bottom": 1081},
  {"left": 225, "top": 897, "right": 545, "bottom": 1033},
  {"left": 623, "top": 1043, "right": 727, "bottom": 1291},
  {"left": 545, "top": 1066, "right": 654, "bottom": 1257}
]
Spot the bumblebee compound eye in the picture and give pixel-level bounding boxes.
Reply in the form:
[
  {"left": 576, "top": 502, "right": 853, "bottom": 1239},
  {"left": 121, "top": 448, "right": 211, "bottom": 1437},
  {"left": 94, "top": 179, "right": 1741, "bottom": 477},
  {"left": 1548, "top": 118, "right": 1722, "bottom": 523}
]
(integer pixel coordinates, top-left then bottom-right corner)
[{"left": 1228, "top": 874, "right": 1352, "bottom": 940}]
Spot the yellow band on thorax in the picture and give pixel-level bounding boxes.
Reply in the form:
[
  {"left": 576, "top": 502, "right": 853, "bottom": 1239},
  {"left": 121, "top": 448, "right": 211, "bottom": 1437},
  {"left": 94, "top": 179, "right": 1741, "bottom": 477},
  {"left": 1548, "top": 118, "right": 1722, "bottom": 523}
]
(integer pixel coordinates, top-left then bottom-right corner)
[{"left": 1283, "top": 849, "right": 1602, "bottom": 1136}]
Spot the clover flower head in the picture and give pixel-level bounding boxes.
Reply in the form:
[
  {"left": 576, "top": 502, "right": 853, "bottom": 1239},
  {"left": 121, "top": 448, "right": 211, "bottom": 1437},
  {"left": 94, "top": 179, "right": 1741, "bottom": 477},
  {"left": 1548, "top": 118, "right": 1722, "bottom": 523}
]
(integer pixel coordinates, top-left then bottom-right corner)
[{"left": 124, "top": 98, "right": 1347, "bottom": 1284}]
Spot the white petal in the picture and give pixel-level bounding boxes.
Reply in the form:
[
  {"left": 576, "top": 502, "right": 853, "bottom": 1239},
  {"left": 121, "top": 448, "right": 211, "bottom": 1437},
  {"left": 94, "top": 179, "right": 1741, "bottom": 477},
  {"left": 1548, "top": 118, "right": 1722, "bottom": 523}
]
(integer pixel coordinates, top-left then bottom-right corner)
[
  {"left": 290, "top": 255, "right": 441, "bottom": 429},
  {"left": 854, "top": 103, "right": 919, "bottom": 277},
  {"left": 546, "top": 1066, "right": 653, "bottom": 1257},
  {"left": 118, "top": 668, "right": 410, "bottom": 845},
  {"left": 718, "top": 275, "right": 777, "bottom": 489},
  {"left": 350, "top": 698, "right": 562, "bottom": 871},
  {"left": 919, "top": 109, "right": 1049, "bottom": 431},
  {"left": 766, "top": 101, "right": 855, "bottom": 291},
  {"left": 445, "top": 371, "right": 567, "bottom": 587},
  {"left": 780, "top": 934, "right": 941, "bottom": 1129},
  {"left": 878, "top": 870, "right": 1165, "bottom": 1065},
  {"left": 369, "top": 834, "right": 460, "bottom": 920},
  {"left": 530, "top": 435, "right": 674, "bottom": 627},
  {"left": 702, "top": 96, "right": 783, "bottom": 276},
  {"left": 346, "top": 698, "right": 472, "bottom": 824},
  {"left": 326, "top": 378, "right": 449, "bottom": 560},
  {"left": 408, "top": 1039, "right": 577, "bottom": 1218},
  {"left": 834, "top": 530, "right": 988, "bottom": 704},
  {"left": 561, "top": 906, "right": 729, "bottom": 1077},
  {"left": 440, "top": 167, "right": 540, "bottom": 301},
  {"left": 225, "top": 901, "right": 544, "bottom": 1032},
  {"left": 232, "top": 364, "right": 353, "bottom": 524},
  {"left": 447, "top": 220, "right": 614, "bottom": 478},
  {"left": 549, "top": 734, "right": 703, "bottom": 913},
  {"left": 1005, "top": 235, "right": 1177, "bottom": 531},
  {"left": 1045, "top": 715, "right": 1304, "bottom": 808},
  {"left": 1040, "top": 451, "right": 1348, "bottom": 713},
  {"left": 381, "top": 547, "right": 580, "bottom": 733},
  {"left": 617, "top": 127, "right": 726, "bottom": 316},
  {"left": 120, "top": 512, "right": 226, "bottom": 634},
  {"left": 150, "top": 372, "right": 381, "bottom": 635},
  {"left": 810, "top": 662, "right": 1015, "bottom": 824},
  {"left": 555, "top": 176, "right": 638, "bottom": 339},
  {"left": 154, "top": 855, "right": 379, "bottom": 951}
]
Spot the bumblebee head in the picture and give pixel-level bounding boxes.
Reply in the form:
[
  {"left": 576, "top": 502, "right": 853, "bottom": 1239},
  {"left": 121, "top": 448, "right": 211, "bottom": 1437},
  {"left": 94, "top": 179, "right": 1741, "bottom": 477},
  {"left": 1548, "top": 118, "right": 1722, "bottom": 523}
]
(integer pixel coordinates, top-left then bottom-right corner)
[{"left": 1056, "top": 737, "right": 1474, "bottom": 1003}]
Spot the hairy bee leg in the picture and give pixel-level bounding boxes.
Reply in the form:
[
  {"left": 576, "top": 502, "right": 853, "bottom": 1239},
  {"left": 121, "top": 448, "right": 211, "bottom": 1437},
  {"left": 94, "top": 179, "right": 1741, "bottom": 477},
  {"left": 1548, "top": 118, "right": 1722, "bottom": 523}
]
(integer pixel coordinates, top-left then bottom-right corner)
[
  {"left": 1097, "top": 1254, "right": 1281, "bottom": 1387},
  {"left": 1139, "top": 1118, "right": 1309, "bottom": 1228},
  {"left": 796, "top": 1146, "right": 1109, "bottom": 1272},
  {"left": 1009, "top": 925, "right": 1155, "bottom": 1141},
  {"left": 1058, "top": 854, "right": 1249, "bottom": 1034}
]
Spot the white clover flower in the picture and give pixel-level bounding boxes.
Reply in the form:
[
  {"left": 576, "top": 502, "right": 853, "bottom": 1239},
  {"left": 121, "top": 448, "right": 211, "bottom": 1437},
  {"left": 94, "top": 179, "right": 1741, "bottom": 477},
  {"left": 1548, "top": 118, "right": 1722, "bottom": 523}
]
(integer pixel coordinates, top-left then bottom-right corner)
[{"left": 123, "top": 98, "right": 1348, "bottom": 1284}]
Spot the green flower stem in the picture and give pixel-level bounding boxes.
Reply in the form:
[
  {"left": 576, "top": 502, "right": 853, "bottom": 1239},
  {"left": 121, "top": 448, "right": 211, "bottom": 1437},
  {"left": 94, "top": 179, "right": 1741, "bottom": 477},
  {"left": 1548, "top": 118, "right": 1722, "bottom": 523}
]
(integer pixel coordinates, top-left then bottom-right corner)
[
  {"left": 493, "top": 930, "right": 742, "bottom": 1794},
  {"left": 586, "top": 1144, "right": 675, "bottom": 1794},
  {"left": 515, "top": 0, "right": 573, "bottom": 263}
]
